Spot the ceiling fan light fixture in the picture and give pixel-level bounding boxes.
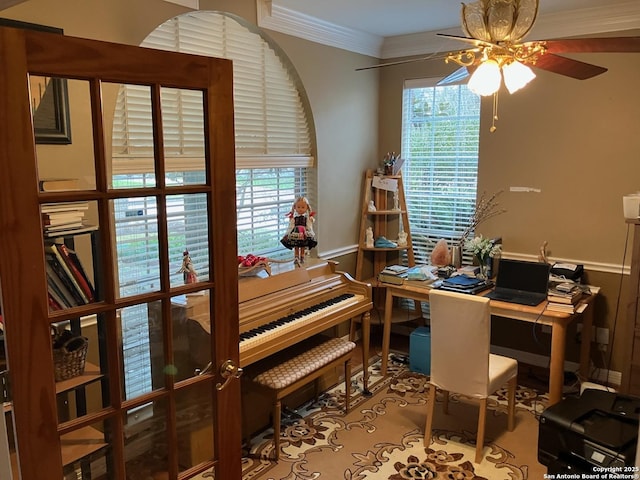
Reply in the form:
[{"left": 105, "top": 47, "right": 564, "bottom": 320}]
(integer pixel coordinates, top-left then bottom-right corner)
[
  {"left": 468, "top": 59, "right": 502, "bottom": 96},
  {"left": 462, "top": 0, "right": 539, "bottom": 44},
  {"left": 502, "top": 60, "right": 536, "bottom": 93}
]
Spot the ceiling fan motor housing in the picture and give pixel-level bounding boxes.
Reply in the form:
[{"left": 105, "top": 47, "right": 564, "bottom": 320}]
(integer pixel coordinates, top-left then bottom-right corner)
[{"left": 462, "top": 0, "right": 539, "bottom": 44}]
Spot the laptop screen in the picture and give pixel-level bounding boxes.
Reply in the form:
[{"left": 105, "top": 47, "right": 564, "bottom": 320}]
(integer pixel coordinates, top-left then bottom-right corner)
[{"left": 495, "top": 259, "right": 551, "bottom": 294}]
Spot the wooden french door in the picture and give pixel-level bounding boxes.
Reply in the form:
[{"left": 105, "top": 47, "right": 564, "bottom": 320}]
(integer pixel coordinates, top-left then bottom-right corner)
[{"left": 0, "top": 26, "right": 241, "bottom": 479}]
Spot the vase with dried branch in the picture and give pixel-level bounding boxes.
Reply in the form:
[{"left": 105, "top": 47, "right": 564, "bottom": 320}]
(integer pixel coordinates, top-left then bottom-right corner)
[{"left": 457, "top": 190, "right": 506, "bottom": 248}]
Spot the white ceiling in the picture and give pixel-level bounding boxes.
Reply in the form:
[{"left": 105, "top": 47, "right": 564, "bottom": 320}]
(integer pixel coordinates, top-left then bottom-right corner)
[
  {"left": 273, "top": 0, "right": 635, "bottom": 38},
  {"left": 263, "top": 0, "right": 640, "bottom": 58}
]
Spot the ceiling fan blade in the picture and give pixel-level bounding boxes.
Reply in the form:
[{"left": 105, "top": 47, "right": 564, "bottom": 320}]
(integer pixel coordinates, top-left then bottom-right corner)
[
  {"left": 531, "top": 53, "right": 607, "bottom": 80},
  {"left": 436, "top": 66, "right": 474, "bottom": 86},
  {"left": 540, "top": 36, "right": 640, "bottom": 54},
  {"left": 356, "top": 53, "right": 448, "bottom": 71}
]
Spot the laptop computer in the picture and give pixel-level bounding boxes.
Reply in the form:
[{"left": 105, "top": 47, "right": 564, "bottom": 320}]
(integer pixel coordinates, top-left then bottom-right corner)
[{"left": 486, "top": 258, "right": 551, "bottom": 306}]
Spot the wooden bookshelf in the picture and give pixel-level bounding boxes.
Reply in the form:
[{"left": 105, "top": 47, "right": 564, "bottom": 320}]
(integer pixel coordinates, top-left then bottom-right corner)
[
  {"left": 55, "top": 362, "right": 102, "bottom": 395},
  {"left": 60, "top": 425, "right": 106, "bottom": 466}
]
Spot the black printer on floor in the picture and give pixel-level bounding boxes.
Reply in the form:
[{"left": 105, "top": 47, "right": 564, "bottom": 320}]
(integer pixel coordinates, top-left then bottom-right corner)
[{"left": 538, "top": 388, "right": 640, "bottom": 473}]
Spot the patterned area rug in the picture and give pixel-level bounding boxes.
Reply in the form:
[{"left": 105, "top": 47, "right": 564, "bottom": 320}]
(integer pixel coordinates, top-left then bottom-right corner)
[{"left": 232, "top": 357, "right": 550, "bottom": 480}]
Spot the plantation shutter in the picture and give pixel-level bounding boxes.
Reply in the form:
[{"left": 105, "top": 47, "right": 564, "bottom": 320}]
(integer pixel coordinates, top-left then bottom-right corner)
[{"left": 112, "top": 12, "right": 313, "bottom": 166}]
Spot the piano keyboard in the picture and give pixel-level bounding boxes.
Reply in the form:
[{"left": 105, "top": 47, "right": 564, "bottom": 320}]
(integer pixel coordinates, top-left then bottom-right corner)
[{"left": 239, "top": 293, "right": 364, "bottom": 352}]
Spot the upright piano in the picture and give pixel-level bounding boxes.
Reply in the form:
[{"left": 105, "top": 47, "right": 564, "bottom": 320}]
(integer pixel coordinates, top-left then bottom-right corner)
[{"left": 159, "top": 259, "right": 373, "bottom": 392}]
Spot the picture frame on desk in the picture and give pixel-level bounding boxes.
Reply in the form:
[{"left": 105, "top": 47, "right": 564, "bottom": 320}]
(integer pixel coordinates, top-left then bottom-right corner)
[{"left": 0, "top": 18, "right": 72, "bottom": 144}]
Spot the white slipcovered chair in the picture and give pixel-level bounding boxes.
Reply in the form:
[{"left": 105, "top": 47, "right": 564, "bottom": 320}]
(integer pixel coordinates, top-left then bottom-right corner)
[{"left": 424, "top": 289, "right": 518, "bottom": 463}]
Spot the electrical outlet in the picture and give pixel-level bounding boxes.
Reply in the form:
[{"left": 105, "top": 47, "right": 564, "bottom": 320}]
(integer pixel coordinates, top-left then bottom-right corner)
[{"left": 596, "top": 327, "right": 609, "bottom": 345}]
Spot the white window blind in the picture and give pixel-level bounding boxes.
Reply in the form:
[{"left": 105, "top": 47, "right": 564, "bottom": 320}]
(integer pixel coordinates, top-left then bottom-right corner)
[
  {"left": 110, "top": 12, "right": 315, "bottom": 399},
  {"left": 401, "top": 78, "right": 481, "bottom": 264},
  {"left": 112, "top": 12, "right": 313, "bottom": 164}
]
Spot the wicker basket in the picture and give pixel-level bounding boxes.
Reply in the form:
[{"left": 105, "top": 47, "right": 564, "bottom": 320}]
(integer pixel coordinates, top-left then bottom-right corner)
[{"left": 53, "top": 333, "right": 88, "bottom": 382}]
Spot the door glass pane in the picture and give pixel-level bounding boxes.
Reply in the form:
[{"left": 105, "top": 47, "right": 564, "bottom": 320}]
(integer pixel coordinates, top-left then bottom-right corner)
[
  {"left": 124, "top": 398, "right": 168, "bottom": 478},
  {"left": 148, "top": 294, "right": 212, "bottom": 389},
  {"left": 110, "top": 83, "right": 156, "bottom": 189},
  {"left": 52, "top": 315, "right": 109, "bottom": 419},
  {"left": 169, "top": 193, "right": 209, "bottom": 288},
  {"left": 161, "top": 87, "right": 206, "bottom": 186},
  {"left": 42, "top": 202, "right": 100, "bottom": 311},
  {"left": 112, "top": 196, "right": 160, "bottom": 298},
  {"left": 120, "top": 303, "right": 158, "bottom": 399},
  {"left": 173, "top": 291, "right": 211, "bottom": 383},
  {"left": 61, "top": 418, "right": 112, "bottom": 479},
  {"left": 176, "top": 382, "right": 214, "bottom": 471},
  {"left": 32, "top": 77, "right": 96, "bottom": 190}
]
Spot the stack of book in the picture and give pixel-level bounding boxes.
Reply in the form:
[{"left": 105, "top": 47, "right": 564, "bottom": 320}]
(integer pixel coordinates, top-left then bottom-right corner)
[
  {"left": 42, "top": 201, "right": 95, "bottom": 237},
  {"left": 46, "top": 242, "right": 95, "bottom": 310},
  {"left": 378, "top": 264, "right": 409, "bottom": 285},
  {"left": 39, "top": 177, "right": 80, "bottom": 192},
  {"left": 547, "top": 281, "right": 583, "bottom": 313},
  {"left": 438, "top": 274, "right": 493, "bottom": 294}
]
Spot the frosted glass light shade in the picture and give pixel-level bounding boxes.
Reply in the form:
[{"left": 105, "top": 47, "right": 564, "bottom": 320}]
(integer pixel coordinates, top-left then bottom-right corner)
[
  {"left": 503, "top": 60, "right": 536, "bottom": 93},
  {"left": 468, "top": 59, "right": 501, "bottom": 96}
]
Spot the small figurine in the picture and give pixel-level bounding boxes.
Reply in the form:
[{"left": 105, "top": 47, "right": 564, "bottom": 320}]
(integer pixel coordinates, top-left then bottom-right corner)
[
  {"left": 281, "top": 196, "right": 317, "bottom": 264},
  {"left": 397, "top": 230, "right": 408, "bottom": 247},
  {"left": 538, "top": 240, "right": 549, "bottom": 264},
  {"left": 178, "top": 250, "right": 198, "bottom": 284},
  {"left": 368, "top": 200, "right": 377, "bottom": 212},
  {"left": 366, "top": 227, "right": 374, "bottom": 248}
]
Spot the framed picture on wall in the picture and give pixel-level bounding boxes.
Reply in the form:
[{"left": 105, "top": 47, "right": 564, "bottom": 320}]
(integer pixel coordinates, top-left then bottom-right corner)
[{"left": 0, "top": 18, "right": 72, "bottom": 144}]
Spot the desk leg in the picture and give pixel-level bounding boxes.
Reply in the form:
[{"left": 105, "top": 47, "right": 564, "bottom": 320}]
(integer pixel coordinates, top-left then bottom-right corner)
[
  {"left": 361, "top": 311, "right": 371, "bottom": 395},
  {"left": 579, "top": 303, "right": 594, "bottom": 382},
  {"left": 381, "top": 287, "right": 394, "bottom": 377},
  {"left": 549, "top": 322, "right": 568, "bottom": 405}
]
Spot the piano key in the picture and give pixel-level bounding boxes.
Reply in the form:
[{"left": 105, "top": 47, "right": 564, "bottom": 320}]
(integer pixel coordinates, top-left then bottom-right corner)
[{"left": 239, "top": 293, "right": 364, "bottom": 353}]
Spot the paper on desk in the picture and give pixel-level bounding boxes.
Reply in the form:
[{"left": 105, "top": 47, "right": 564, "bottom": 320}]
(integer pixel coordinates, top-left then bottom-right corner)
[{"left": 407, "top": 265, "right": 438, "bottom": 282}]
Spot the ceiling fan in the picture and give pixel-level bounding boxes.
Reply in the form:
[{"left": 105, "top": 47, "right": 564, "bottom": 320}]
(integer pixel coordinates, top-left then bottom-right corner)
[{"left": 358, "top": 0, "right": 640, "bottom": 131}]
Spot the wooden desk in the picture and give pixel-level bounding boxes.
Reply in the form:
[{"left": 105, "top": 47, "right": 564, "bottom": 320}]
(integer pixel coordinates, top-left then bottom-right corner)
[{"left": 382, "top": 281, "right": 595, "bottom": 406}]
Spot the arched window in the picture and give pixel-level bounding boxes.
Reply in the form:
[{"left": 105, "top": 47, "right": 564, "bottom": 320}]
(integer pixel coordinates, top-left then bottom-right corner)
[{"left": 110, "top": 11, "right": 315, "bottom": 398}]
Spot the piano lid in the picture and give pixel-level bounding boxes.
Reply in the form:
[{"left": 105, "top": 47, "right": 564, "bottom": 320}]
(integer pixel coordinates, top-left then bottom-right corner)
[{"left": 238, "top": 258, "right": 336, "bottom": 303}]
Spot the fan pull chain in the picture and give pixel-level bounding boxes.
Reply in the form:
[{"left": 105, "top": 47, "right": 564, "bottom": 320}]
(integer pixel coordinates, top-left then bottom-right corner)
[{"left": 490, "top": 91, "right": 499, "bottom": 133}]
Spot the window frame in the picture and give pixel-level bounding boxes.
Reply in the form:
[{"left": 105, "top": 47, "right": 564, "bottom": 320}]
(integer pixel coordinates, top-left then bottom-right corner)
[{"left": 401, "top": 78, "right": 481, "bottom": 265}]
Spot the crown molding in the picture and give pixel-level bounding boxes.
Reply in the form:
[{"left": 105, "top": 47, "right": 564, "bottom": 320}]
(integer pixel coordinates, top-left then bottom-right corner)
[
  {"left": 527, "top": 2, "right": 640, "bottom": 41},
  {"left": 0, "top": 0, "right": 28, "bottom": 10},
  {"left": 163, "top": 0, "right": 199, "bottom": 9},
  {"left": 256, "top": 0, "right": 382, "bottom": 57},
  {"left": 258, "top": 0, "right": 640, "bottom": 60}
]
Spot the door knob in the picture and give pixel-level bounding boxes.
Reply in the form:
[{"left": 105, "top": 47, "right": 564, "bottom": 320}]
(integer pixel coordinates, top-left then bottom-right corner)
[{"left": 215, "top": 359, "right": 243, "bottom": 391}]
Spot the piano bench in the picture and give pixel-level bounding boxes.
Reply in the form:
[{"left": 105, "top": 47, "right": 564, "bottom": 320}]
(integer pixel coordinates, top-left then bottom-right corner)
[{"left": 251, "top": 336, "right": 356, "bottom": 461}]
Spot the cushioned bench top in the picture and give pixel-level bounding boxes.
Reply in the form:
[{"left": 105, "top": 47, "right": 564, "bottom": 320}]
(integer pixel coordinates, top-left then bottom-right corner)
[{"left": 253, "top": 337, "right": 356, "bottom": 390}]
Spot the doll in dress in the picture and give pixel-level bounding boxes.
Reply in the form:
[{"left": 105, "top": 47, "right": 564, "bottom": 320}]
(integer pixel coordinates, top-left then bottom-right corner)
[
  {"left": 178, "top": 250, "right": 198, "bottom": 284},
  {"left": 281, "top": 196, "right": 317, "bottom": 263}
]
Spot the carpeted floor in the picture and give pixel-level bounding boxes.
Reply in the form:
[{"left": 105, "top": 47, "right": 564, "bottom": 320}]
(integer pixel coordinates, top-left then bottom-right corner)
[{"left": 227, "top": 356, "right": 550, "bottom": 480}]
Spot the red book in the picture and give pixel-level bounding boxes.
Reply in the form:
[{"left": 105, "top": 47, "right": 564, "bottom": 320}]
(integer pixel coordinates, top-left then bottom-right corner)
[
  {"left": 48, "top": 293, "right": 62, "bottom": 311},
  {"left": 54, "top": 243, "right": 95, "bottom": 302}
]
